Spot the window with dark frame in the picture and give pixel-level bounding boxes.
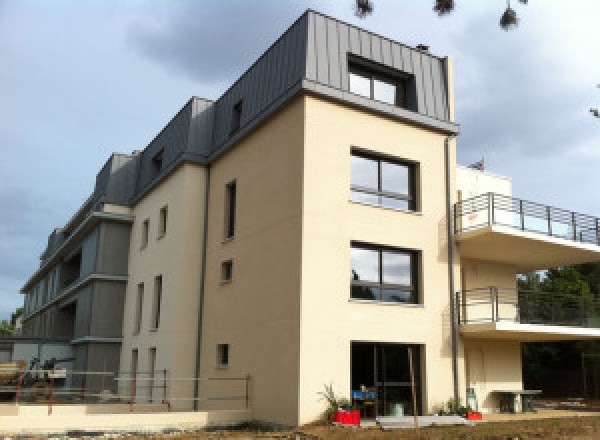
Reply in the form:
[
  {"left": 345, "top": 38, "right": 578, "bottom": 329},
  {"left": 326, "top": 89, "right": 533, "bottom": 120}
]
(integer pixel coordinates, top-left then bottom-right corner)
[
  {"left": 349, "top": 62, "right": 407, "bottom": 107},
  {"left": 221, "top": 260, "right": 233, "bottom": 283},
  {"left": 351, "top": 152, "right": 416, "bottom": 211},
  {"left": 151, "top": 275, "right": 162, "bottom": 330},
  {"left": 158, "top": 206, "right": 168, "bottom": 238},
  {"left": 225, "top": 181, "right": 237, "bottom": 239},
  {"left": 231, "top": 100, "right": 243, "bottom": 134},
  {"left": 152, "top": 149, "right": 164, "bottom": 174},
  {"left": 141, "top": 219, "right": 149, "bottom": 249},
  {"left": 350, "top": 243, "right": 418, "bottom": 304},
  {"left": 134, "top": 283, "right": 144, "bottom": 334},
  {"left": 217, "top": 344, "right": 229, "bottom": 368}
]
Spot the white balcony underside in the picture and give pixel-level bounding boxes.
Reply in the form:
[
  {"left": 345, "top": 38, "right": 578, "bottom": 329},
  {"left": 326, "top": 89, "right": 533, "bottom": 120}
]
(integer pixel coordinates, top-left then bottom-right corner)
[
  {"left": 456, "top": 225, "right": 600, "bottom": 271},
  {"left": 460, "top": 321, "right": 600, "bottom": 342}
]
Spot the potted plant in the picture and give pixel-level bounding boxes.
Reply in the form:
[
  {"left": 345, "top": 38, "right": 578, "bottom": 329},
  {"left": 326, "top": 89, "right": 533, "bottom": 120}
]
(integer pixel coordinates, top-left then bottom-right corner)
[{"left": 318, "top": 384, "right": 360, "bottom": 426}]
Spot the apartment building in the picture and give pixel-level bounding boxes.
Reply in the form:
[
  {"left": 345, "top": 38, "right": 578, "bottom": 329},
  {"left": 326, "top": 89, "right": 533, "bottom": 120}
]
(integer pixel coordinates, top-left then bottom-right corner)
[{"left": 19, "top": 10, "right": 600, "bottom": 426}]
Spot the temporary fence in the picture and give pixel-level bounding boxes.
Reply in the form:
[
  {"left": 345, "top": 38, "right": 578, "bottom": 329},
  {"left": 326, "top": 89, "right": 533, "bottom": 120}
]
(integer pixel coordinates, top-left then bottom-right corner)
[{"left": 0, "top": 366, "right": 250, "bottom": 415}]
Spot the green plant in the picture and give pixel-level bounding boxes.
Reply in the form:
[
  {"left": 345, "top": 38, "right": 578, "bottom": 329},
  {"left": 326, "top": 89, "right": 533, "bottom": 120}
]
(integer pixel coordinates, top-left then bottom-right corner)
[{"left": 318, "top": 384, "right": 352, "bottom": 420}]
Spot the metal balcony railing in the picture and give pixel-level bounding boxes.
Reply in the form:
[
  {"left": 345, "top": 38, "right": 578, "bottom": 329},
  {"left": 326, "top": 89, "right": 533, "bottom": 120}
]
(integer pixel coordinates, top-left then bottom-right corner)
[
  {"left": 456, "top": 287, "right": 600, "bottom": 328},
  {"left": 454, "top": 193, "right": 600, "bottom": 246}
]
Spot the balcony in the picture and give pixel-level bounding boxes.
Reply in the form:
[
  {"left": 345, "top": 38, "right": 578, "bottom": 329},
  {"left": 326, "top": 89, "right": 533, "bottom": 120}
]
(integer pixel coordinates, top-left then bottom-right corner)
[
  {"left": 454, "top": 193, "right": 600, "bottom": 271},
  {"left": 457, "top": 287, "right": 600, "bottom": 341}
]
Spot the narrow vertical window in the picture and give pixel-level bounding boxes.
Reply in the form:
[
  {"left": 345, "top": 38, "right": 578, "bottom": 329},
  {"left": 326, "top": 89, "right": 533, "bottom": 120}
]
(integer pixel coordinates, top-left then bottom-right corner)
[
  {"left": 151, "top": 275, "right": 162, "bottom": 330},
  {"left": 148, "top": 347, "right": 156, "bottom": 403},
  {"left": 141, "top": 219, "right": 149, "bottom": 249},
  {"left": 131, "top": 349, "right": 138, "bottom": 399},
  {"left": 221, "top": 260, "right": 233, "bottom": 283},
  {"left": 158, "top": 206, "right": 168, "bottom": 238},
  {"left": 225, "top": 181, "right": 237, "bottom": 239},
  {"left": 231, "top": 100, "right": 243, "bottom": 134},
  {"left": 134, "top": 283, "right": 144, "bottom": 334},
  {"left": 217, "top": 344, "right": 229, "bottom": 368}
]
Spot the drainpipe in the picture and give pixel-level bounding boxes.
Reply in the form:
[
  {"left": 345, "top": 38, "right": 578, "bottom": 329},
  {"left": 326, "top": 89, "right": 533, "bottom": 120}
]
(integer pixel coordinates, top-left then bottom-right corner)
[
  {"left": 193, "top": 165, "right": 211, "bottom": 410},
  {"left": 445, "top": 135, "right": 460, "bottom": 404}
]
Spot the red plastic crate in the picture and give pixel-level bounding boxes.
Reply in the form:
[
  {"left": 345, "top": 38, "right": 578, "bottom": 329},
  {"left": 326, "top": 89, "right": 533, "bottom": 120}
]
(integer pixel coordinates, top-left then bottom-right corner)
[
  {"left": 466, "top": 411, "right": 482, "bottom": 421},
  {"left": 334, "top": 409, "right": 360, "bottom": 426}
]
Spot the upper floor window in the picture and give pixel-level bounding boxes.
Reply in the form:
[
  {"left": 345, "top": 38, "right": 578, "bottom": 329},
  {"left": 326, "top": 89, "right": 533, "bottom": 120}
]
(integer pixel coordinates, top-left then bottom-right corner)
[
  {"left": 221, "top": 260, "right": 233, "bottom": 283},
  {"left": 224, "top": 180, "right": 237, "bottom": 239},
  {"left": 141, "top": 219, "right": 149, "bottom": 249},
  {"left": 231, "top": 100, "right": 243, "bottom": 134},
  {"left": 134, "top": 283, "right": 144, "bottom": 335},
  {"left": 152, "top": 149, "right": 164, "bottom": 174},
  {"left": 351, "top": 152, "right": 416, "bottom": 211},
  {"left": 158, "top": 206, "right": 168, "bottom": 238},
  {"left": 349, "top": 61, "right": 407, "bottom": 107},
  {"left": 151, "top": 275, "right": 162, "bottom": 330},
  {"left": 351, "top": 243, "right": 419, "bottom": 304},
  {"left": 217, "top": 343, "right": 229, "bottom": 368}
]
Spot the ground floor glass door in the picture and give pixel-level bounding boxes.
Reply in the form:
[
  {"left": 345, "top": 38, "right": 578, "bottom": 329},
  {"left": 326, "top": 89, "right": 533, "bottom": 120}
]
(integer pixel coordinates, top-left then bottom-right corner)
[{"left": 351, "top": 342, "right": 422, "bottom": 418}]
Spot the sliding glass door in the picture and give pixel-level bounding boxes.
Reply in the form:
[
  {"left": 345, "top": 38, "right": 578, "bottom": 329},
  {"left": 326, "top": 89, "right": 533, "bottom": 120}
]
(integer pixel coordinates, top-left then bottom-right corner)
[{"left": 351, "top": 342, "right": 422, "bottom": 417}]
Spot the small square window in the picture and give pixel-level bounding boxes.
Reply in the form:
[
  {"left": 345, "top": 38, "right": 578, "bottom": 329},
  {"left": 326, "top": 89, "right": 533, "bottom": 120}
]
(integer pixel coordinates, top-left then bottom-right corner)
[
  {"left": 158, "top": 206, "right": 168, "bottom": 238},
  {"left": 217, "top": 344, "right": 229, "bottom": 368},
  {"left": 221, "top": 260, "right": 233, "bottom": 283},
  {"left": 141, "top": 219, "right": 149, "bottom": 249}
]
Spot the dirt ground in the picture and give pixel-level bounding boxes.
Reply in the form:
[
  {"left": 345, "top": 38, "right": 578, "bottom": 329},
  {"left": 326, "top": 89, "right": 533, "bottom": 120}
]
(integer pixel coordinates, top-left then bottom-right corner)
[{"left": 101, "top": 416, "right": 600, "bottom": 440}]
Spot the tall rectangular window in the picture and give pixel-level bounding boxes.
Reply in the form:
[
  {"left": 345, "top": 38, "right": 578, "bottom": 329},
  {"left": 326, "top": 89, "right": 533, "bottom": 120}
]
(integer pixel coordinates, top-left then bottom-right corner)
[
  {"left": 134, "top": 283, "right": 144, "bottom": 334},
  {"left": 148, "top": 347, "right": 156, "bottom": 403},
  {"left": 131, "top": 349, "right": 139, "bottom": 399},
  {"left": 151, "top": 275, "right": 162, "bottom": 330},
  {"left": 351, "top": 243, "right": 418, "bottom": 304},
  {"left": 231, "top": 100, "right": 243, "bottom": 134},
  {"left": 141, "top": 219, "right": 149, "bottom": 249},
  {"left": 225, "top": 181, "right": 237, "bottom": 239},
  {"left": 351, "top": 152, "right": 416, "bottom": 211},
  {"left": 217, "top": 344, "right": 229, "bottom": 368},
  {"left": 158, "top": 206, "right": 168, "bottom": 238}
]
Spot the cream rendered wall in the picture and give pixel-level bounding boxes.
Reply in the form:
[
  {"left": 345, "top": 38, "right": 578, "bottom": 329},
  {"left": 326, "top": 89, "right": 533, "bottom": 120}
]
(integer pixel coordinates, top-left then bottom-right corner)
[
  {"left": 464, "top": 339, "right": 522, "bottom": 413},
  {"left": 120, "top": 163, "right": 206, "bottom": 409},
  {"left": 299, "top": 95, "right": 459, "bottom": 423},
  {"left": 198, "top": 97, "right": 305, "bottom": 426}
]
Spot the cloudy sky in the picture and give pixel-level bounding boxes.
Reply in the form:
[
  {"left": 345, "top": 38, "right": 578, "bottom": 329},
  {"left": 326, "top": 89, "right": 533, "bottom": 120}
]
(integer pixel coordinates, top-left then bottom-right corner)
[{"left": 1, "top": 0, "right": 599, "bottom": 320}]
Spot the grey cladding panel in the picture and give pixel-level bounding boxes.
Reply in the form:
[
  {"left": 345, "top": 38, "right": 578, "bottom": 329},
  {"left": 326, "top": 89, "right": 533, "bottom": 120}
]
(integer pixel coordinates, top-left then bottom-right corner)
[
  {"left": 136, "top": 100, "right": 192, "bottom": 192},
  {"left": 327, "top": 20, "right": 341, "bottom": 89},
  {"left": 420, "top": 54, "right": 436, "bottom": 117},
  {"left": 411, "top": 50, "right": 426, "bottom": 114},
  {"left": 370, "top": 34, "right": 382, "bottom": 64},
  {"left": 210, "top": 15, "right": 307, "bottom": 151},
  {"left": 97, "top": 222, "right": 131, "bottom": 276},
  {"left": 187, "top": 98, "right": 214, "bottom": 157},
  {"left": 80, "top": 226, "right": 100, "bottom": 277},
  {"left": 315, "top": 14, "right": 329, "bottom": 84},
  {"left": 90, "top": 281, "right": 125, "bottom": 338},
  {"left": 304, "top": 11, "right": 450, "bottom": 122},
  {"left": 305, "top": 12, "right": 317, "bottom": 81}
]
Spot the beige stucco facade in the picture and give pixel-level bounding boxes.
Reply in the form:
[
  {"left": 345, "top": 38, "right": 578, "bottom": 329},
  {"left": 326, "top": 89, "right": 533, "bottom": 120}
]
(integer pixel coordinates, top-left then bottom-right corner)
[{"left": 120, "top": 163, "right": 206, "bottom": 409}]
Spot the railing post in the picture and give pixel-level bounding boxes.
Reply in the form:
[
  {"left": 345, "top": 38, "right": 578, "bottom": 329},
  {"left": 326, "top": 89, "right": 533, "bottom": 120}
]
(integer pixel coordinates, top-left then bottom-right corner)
[
  {"left": 453, "top": 203, "right": 458, "bottom": 235},
  {"left": 487, "top": 193, "right": 492, "bottom": 226},
  {"left": 494, "top": 287, "right": 500, "bottom": 322},
  {"left": 520, "top": 199, "right": 525, "bottom": 231},
  {"left": 572, "top": 212, "right": 577, "bottom": 241},
  {"left": 245, "top": 374, "right": 250, "bottom": 410},
  {"left": 490, "top": 287, "right": 495, "bottom": 322},
  {"left": 580, "top": 295, "right": 586, "bottom": 327},
  {"left": 48, "top": 368, "right": 54, "bottom": 416},
  {"left": 16, "top": 371, "right": 21, "bottom": 406},
  {"left": 491, "top": 193, "right": 495, "bottom": 225},
  {"left": 596, "top": 218, "right": 599, "bottom": 246},
  {"left": 456, "top": 292, "right": 461, "bottom": 324},
  {"left": 547, "top": 206, "right": 552, "bottom": 237}
]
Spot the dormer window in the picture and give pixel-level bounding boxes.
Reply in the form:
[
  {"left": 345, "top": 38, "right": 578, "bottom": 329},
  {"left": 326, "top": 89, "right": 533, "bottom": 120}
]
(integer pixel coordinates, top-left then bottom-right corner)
[
  {"left": 152, "top": 149, "right": 164, "bottom": 174},
  {"left": 231, "top": 99, "right": 243, "bottom": 135},
  {"left": 348, "top": 57, "right": 413, "bottom": 109}
]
